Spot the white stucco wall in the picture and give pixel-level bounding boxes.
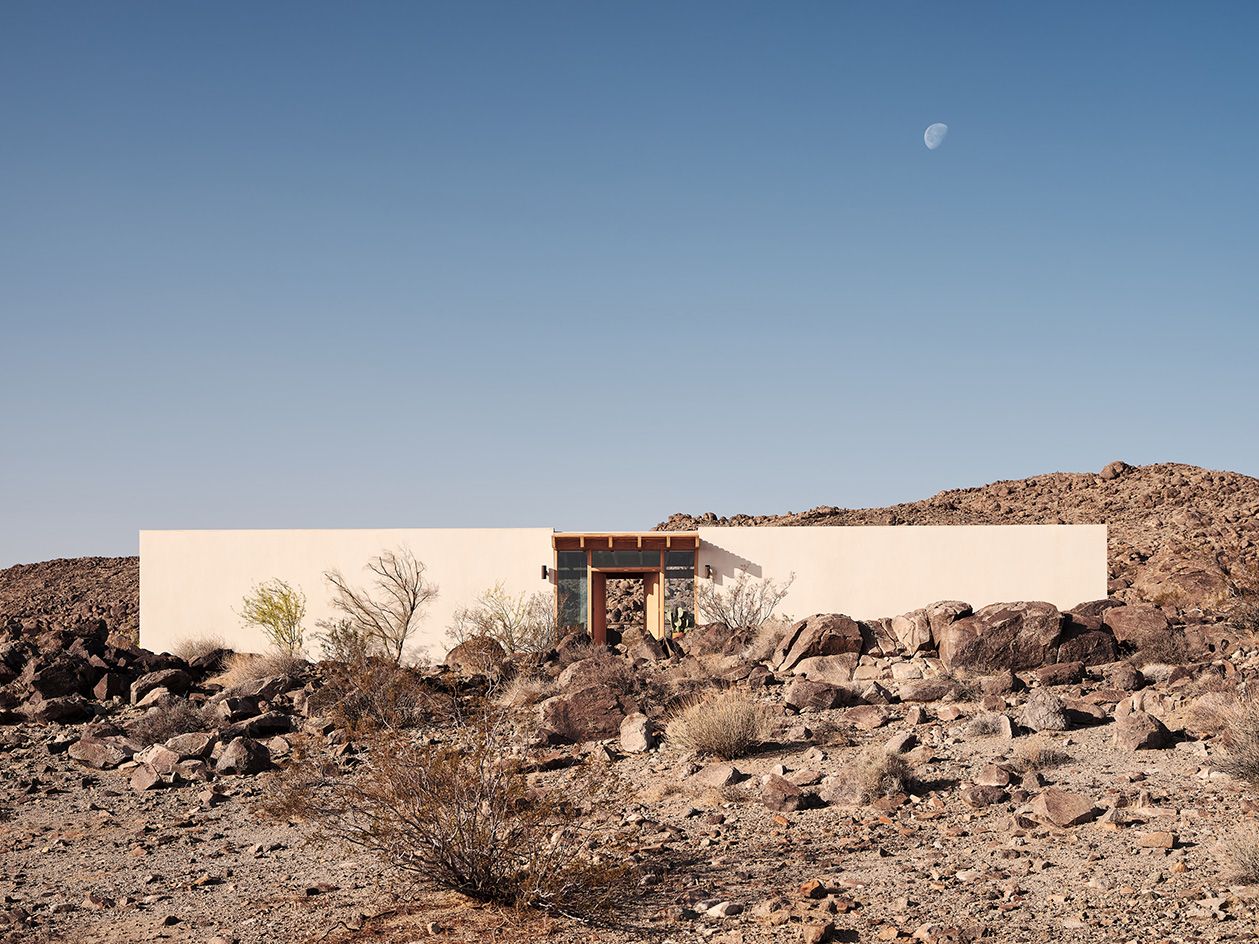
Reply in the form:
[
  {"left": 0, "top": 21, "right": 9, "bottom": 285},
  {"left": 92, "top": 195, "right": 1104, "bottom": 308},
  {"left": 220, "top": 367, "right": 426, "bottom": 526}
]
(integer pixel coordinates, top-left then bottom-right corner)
[
  {"left": 139, "top": 528, "right": 555, "bottom": 659},
  {"left": 141, "top": 524, "right": 1107, "bottom": 659},
  {"left": 696, "top": 525, "right": 1107, "bottom": 621}
]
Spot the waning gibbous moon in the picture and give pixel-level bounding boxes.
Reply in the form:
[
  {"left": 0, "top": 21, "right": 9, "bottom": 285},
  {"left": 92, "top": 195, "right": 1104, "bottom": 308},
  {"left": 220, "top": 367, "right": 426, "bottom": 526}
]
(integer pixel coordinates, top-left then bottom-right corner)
[{"left": 924, "top": 122, "right": 948, "bottom": 150}]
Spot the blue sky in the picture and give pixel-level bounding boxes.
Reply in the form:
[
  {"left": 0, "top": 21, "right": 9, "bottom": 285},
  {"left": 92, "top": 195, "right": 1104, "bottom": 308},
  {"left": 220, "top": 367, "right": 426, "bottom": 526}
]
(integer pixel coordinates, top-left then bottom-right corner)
[{"left": 2, "top": 2, "right": 1257, "bottom": 566}]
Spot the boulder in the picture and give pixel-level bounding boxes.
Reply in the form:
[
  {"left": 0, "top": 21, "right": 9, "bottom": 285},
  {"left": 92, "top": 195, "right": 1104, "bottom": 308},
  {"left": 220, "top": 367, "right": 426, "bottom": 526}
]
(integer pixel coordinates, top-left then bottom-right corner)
[
  {"left": 220, "top": 710, "right": 294, "bottom": 739},
  {"left": 164, "top": 731, "right": 217, "bottom": 759},
  {"left": 1029, "top": 788, "right": 1098, "bottom": 828},
  {"left": 1020, "top": 692, "right": 1070, "bottom": 732},
  {"left": 860, "top": 618, "right": 900, "bottom": 656},
  {"left": 937, "top": 602, "right": 1064, "bottom": 673},
  {"left": 960, "top": 784, "right": 1008, "bottom": 808},
  {"left": 896, "top": 677, "right": 959, "bottom": 703},
  {"left": 214, "top": 736, "right": 274, "bottom": 775},
  {"left": 92, "top": 671, "right": 129, "bottom": 701},
  {"left": 773, "top": 615, "right": 864, "bottom": 673},
  {"left": 890, "top": 609, "right": 933, "bottom": 654},
  {"left": 1057, "top": 630, "right": 1118, "bottom": 666},
  {"left": 18, "top": 653, "right": 95, "bottom": 699},
  {"left": 843, "top": 705, "right": 890, "bottom": 729},
  {"left": 230, "top": 674, "right": 295, "bottom": 701},
  {"left": 538, "top": 685, "right": 630, "bottom": 743},
  {"left": 445, "top": 636, "right": 507, "bottom": 675},
  {"left": 1102, "top": 604, "right": 1170, "bottom": 647},
  {"left": 792, "top": 654, "right": 858, "bottom": 685},
  {"left": 130, "top": 763, "right": 168, "bottom": 792},
  {"left": 1031, "top": 661, "right": 1084, "bottom": 687},
  {"left": 130, "top": 669, "right": 192, "bottom": 704},
  {"left": 69, "top": 729, "right": 135, "bottom": 769},
  {"left": 1113, "top": 711, "right": 1172, "bottom": 750},
  {"left": 21, "top": 695, "right": 94, "bottom": 723},
  {"left": 926, "top": 601, "right": 973, "bottom": 640},
  {"left": 134, "top": 744, "right": 181, "bottom": 776},
  {"left": 783, "top": 678, "right": 850, "bottom": 712},
  {"left": 618, "top": 713, "right": 656, "bottom": 753},
  {"left": 761, "top": 773, "right": 810, "bottom": 813},
  {"left": 693, "top": 762, "right": 745, "bottom": 788}
]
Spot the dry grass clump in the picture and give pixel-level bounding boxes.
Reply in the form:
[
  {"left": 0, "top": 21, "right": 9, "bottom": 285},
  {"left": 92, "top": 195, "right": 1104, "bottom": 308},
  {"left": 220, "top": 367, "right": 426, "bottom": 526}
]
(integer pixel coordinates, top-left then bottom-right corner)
[
  {"left": 212, "top": 650, "right": 307, "bottom": 690},
  {"left": 1014, "top": 737, "right": 1072, "bottom": 772},
  {"left": 666, "top": 688, "right": 774, "bottom": 760},
  {"left": 1221, "top": 829, "right": 1259, "bottom": 885},
  {"left": 496, "top": 671, "right": 555, "bottom": 709},
  {"left": 171, "top": 634, "right": 227, "bottom": 665},
  {"left": 851, "top": 747, "right": 918, "bottom": 802},
  {"left": 1209, "top": 695, "right": 1259, "bottom": 787},
  {"left": 1128, "top": 631, "right": 1192, "bottom": 669},
  {"left": 127, "top": 699, "right": 215, "bottom": 746},
  {"left": 273, "top": 715, "right": 638, "bottom": 920},
  {"left": 966, "top": 712, "right": 1009, "bottom": 738}
]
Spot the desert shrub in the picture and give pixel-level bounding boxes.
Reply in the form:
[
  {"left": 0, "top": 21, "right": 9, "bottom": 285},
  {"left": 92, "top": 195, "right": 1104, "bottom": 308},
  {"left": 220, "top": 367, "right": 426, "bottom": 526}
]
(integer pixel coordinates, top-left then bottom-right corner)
[
  {"left": 238, "top": 579, "right": 307, "bottom": 656},
  {"left": 449, "top": 585, "right": 558, "bottom": 656},
  {"left": 213, "top": 650, "right": 308, "bottom": 690},
  {"left": 171, "top": 634, "right": 227, "bottom": 665},
  {"left": 1221, "top": 829, "right": 1259, "bottom": 884},
  {"left": 314, "top": 617, "right": 374, "bottom": 664},
  {"left": 324, "top": 546, "right": 437, "bottom": 665},
  {"left": 565, "top": 645, "right": 636, "bottom": 696},
  {"left": 742, "top": 616, "right": 794, "bottom": 663},
  {"left": 1128, "top": 631, "right": 1191, "bottom": 668},
  {"left": 696, "top": 570, "right": 795, "bottom": 635},
  {"left": 966, "top": 713, "right": 1008, "bottom": 738},
  {"left": 274, "top": 715, "right": 637, "bottom": 919},
  {"left": 1013, "top": 737, "right": 1072, "bottom": 772},
  {"left": 496, "top": 670, "right": 555, "bottom": 709},
  {"left": 127, "top": 700, "right": 215, "bottom": 746},
  {"left": 308, "top": 657, "right": 451, "bottom": 736},
  {"left": 850, "top": 747, "right": 918, "bottom": 802},
  {"left": 1211, "top": 695, "right": 1259, "bottom": 787},
  {"left": 666, "top": 688, "right": 773, "bottom": 759}
]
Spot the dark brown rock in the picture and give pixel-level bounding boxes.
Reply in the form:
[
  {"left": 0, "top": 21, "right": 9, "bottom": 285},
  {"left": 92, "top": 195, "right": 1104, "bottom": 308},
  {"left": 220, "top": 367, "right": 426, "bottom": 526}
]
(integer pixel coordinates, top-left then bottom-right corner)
[
  {"left": 538, "top": 685, "right": 630, "bottom": 742},
  {"left": 937, "top": 602, "right": 1064, "bottom": 673},
  {"left": 773, "top": 615, "right": 864, "bottom": 672}
]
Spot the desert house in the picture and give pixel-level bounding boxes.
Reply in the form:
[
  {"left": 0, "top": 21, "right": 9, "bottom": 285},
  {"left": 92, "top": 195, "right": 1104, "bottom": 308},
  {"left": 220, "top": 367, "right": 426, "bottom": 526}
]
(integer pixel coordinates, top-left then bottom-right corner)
[{"left": 139, "top": 525, "right": 1107, "bottom": 658}]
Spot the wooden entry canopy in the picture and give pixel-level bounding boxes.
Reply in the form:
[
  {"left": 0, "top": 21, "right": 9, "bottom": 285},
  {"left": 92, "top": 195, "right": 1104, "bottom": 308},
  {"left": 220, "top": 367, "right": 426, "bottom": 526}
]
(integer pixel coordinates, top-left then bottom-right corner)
[{"left": 551, "top": 532, "right": 700, "bottom": 645}]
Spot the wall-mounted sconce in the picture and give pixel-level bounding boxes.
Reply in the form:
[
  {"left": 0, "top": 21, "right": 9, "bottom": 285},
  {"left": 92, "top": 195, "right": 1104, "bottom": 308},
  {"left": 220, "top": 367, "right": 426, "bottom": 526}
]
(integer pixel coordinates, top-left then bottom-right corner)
[
  {"left": 541, "top": 565, "right": 549, "bottom": 580},
  {"left": 704, "top": 564, "right": 713, "bottom": 579}
]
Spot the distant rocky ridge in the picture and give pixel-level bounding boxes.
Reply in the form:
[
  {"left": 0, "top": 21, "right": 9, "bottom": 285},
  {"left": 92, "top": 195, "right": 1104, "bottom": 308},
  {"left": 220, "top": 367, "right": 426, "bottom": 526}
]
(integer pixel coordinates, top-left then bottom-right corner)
[
  {"left": 2, "top": 462, "right": 1256, "bottom": 646},
  {"left": 660, "top": 461, "right": 1259, "bottom": 614},
  {"left": 0, "top": 556, "right": 138, "bottom": 646}
]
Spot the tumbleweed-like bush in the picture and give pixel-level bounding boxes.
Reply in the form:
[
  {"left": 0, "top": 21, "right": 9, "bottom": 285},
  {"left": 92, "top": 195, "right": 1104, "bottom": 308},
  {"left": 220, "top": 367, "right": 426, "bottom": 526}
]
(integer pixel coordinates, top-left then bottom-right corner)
[
  {"left": 1212, "top": 694, "right": 1259, "bottom": 787},
  {"left": 850, "top": 746, "right": 918, "bottom": 802},
  {"left": 274, "top": 714, "right": 636, "bottom": 920},
  {"left": 666, "top": 688, "right": 774, "bottom": 760}
]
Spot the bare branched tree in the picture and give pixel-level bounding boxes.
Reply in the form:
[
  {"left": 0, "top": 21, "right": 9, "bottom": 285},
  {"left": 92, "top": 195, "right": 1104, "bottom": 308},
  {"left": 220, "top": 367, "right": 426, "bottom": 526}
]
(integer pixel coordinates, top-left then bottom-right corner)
[
  {"left": 324, "top": 547, "right": 437, "bottom": 665},
  {"left": 448, "top": 584, "right": 558, "bottom": 655},
  {"left": 695, "top": 569, "right": 795, "bottom": 635}
]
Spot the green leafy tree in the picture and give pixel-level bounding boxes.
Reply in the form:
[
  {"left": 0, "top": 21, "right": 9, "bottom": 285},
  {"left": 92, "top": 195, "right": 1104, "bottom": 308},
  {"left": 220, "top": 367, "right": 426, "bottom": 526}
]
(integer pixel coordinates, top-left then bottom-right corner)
[{"left": 239, "top": 579, "right": 307, "bottom": 656}]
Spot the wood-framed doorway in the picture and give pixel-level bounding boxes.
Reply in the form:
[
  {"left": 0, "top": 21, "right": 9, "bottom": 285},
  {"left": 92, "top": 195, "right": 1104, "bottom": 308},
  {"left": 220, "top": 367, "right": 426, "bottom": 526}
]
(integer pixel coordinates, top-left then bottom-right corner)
[{"left": 551, "top": 532, "right": 699, "bottom": 646}]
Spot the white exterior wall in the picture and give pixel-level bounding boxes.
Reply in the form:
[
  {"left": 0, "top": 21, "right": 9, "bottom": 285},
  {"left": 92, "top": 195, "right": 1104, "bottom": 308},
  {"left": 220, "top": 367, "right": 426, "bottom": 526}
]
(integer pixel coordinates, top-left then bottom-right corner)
[
  {"left": 140, "top": 524, "right": 1107, "bottom": 658},
  {"left": 697, "top": 525, "right": 1107, "bottom": 621},
  {"left": 139, "top": 528, "right": 555, "bottom": 659}
]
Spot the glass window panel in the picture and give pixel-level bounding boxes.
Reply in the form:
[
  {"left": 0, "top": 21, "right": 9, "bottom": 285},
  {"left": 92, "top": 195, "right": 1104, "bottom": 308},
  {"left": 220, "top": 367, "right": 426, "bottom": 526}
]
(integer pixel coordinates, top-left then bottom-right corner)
[
  {"left": 591, "top": 549, "right": 661, "bottom": 568},
  {"left": 557, "top": 550, "right": 587, "bottom": 633},
  {"left": 664, "top": 550, "right": 695, "bottom": 633}
]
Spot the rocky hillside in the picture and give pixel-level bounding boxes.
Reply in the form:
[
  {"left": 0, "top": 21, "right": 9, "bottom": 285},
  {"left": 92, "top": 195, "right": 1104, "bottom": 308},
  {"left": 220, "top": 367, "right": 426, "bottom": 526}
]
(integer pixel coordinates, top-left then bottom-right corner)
[
  {"left": 661, "top": 461, "right": 1259, "bottom": 614},
  {"left": 0, "top": 556, "right": 139, "bottom": 646}
]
